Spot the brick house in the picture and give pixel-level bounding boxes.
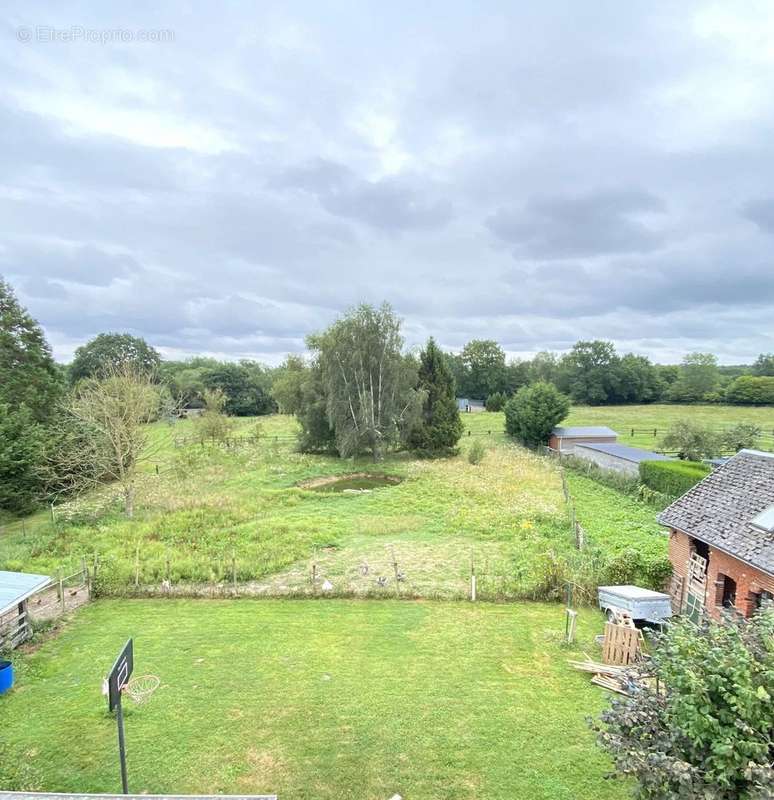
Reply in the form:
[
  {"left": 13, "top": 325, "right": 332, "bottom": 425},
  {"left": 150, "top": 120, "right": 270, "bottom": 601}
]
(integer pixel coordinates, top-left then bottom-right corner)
[{"left": 658, "top": 449, "right": 774, "bottom": 621}]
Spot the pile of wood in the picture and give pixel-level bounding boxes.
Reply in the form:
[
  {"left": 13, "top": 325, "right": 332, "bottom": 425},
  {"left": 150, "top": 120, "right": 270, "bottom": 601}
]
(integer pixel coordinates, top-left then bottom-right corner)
[
  {"left": 569, "top": 620, "right": 643, "bottom": 696},
  {"left": 568, "top": 658, "right": 632, "bottom": 695}
]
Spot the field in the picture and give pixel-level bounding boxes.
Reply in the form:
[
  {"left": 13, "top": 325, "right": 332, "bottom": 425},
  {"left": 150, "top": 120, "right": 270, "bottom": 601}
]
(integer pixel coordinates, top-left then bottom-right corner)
[
  {"left": 0, "top": 599, "right": 627, "bottom": 800},
  {"left": 0, "top": 412, "right": 673, "bottom": 599},
  {"left": 563, "top": 404, "right": 774, "bottom": 451}
]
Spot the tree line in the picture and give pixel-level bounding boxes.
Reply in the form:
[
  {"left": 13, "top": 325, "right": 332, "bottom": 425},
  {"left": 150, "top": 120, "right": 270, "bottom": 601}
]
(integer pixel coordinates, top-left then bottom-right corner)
[
  {"left": 2, "top": 270, "right": 774, "bottom": 516},
  {"left": 447, "top": 339, "right": 774, "bottom": 407}
]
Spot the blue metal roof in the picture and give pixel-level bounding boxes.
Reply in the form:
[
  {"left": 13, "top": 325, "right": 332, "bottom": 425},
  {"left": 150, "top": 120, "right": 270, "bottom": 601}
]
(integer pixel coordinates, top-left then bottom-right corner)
[
  {"left": 0, "top": 570, "right": 51, "bottom": 616},
  {"left": 574, "top": 442, "right": 673, "bottom": 463}
]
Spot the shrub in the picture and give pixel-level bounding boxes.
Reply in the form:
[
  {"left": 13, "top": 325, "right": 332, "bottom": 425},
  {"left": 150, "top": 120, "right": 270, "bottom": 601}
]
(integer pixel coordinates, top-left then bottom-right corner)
[
  {"left": 720, "top": 422, "right": 761, "bottom": 452},
  {"left": 594, "top": 609, "right": 774, "bottom": 800},
  {"left": 484, "top": 391, "right": 506, "bottom": 412},
  {"left": 639, "top": 459, "right": 710, "bottom": 497},
  {"left": 659, "top": 419, "right": 721, "bottom": 461},
  {"left": 504, "top": 381, "right": 570, "bottom": 447},
  {"left": 467, "top": 438, "right": 487, "bottom": 464}
]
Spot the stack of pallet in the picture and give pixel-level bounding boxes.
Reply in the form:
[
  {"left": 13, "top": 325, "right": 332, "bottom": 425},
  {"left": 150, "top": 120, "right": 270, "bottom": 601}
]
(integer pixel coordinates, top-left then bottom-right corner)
[{"left": 569, "top": 620, "right": 642, "bottom": 696}]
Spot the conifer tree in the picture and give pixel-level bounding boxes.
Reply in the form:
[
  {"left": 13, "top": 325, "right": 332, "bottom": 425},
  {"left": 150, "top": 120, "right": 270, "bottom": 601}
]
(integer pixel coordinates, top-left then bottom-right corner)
[{"left": 409, "top": 337, "right": 463, "bottom": 456}]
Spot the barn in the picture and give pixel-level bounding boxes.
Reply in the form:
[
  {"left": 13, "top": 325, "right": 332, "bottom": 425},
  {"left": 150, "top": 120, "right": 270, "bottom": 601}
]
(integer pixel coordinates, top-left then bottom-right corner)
[
  {"left": 659, "top": 449, "right": 774, "bottom": 621},
  {"left": 573, "top": 442, "right": 673, "bottom": 477},
  {"left": 548, "top": 426, "right": 618, "bottom": 453}
]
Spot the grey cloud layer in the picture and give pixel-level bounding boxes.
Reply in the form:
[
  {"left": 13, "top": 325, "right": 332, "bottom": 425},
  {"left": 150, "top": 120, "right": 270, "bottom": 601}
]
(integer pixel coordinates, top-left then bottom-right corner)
[{"left": 1, "top": 0, "right": 773, "bottom": 363}]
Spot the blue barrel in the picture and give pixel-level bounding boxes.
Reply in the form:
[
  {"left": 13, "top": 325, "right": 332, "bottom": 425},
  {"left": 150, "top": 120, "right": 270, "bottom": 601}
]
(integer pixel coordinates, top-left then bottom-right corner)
[{"left": 0, "top": 660, "right": 13, "bottom": 694}]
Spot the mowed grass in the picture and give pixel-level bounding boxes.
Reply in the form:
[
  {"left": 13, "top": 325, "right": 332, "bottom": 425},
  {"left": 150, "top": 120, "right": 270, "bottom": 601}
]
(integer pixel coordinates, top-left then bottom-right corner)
[{"left": 0, "top": 599, "right": 626, "bottom": 800}]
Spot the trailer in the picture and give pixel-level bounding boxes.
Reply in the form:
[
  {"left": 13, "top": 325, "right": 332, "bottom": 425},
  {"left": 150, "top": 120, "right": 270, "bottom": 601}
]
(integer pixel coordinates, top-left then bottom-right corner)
[{"left": 597, "top": 585, "right": 672, "bottom": 625}]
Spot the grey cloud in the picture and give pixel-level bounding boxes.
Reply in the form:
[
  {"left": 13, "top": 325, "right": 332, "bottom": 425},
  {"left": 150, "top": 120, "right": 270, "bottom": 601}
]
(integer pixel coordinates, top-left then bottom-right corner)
[
  {"left": 2, "top": 1, "right": 774, "bottom": 364},
  {"left": 487, "top": 189, "right": 668, "bottom": 258},
  {"left": 272, "top": 159, "right": 453, "bottom": 232}
]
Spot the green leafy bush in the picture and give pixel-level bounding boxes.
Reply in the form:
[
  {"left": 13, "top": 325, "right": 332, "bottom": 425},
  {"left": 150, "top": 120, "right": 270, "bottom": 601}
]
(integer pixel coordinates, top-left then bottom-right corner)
[
  {"left": 504, "top": 381, "right": 570, "bottom": 447},
  {"left": 639, "top": 459, "right": 710, "bottom": 497},
  {"left": 594, "top": 610, "right": 774, "bottom": 800},
  {"left": 484, "top": 391, "right": 506, "bottom": 412},
  {"left": 467, "top": 438, "right": 487, "bottom": 464}
]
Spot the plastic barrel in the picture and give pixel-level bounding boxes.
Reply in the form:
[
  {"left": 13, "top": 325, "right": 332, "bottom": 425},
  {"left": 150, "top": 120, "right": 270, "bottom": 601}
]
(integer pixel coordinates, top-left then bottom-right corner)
[{"left": 0, "top": 660, "right": 13, "bottom": 694}]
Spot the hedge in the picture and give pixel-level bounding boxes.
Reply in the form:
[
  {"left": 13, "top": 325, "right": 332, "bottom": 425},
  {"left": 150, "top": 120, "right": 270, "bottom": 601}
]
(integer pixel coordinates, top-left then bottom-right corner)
[{"left": 639, "top": 459, "right": 711, "bottom": 497}]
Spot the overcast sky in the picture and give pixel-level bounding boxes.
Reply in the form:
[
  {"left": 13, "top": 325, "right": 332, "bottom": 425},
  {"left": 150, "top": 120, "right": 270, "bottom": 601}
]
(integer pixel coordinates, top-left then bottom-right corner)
[{"left": 2, "top": 2, "right": 774, "bottom": 365}]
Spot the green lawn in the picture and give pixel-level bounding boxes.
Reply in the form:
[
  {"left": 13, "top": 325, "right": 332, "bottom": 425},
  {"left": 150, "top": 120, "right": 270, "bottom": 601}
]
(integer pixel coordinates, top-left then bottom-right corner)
[{"left": 0, "top": 599, "right": 626, "bottom": 800}]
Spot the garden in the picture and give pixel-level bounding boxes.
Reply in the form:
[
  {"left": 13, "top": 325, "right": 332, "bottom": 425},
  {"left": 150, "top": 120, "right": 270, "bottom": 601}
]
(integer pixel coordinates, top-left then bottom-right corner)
[{"left": 0, "top": 599, "right": 627, "bottom": 800}]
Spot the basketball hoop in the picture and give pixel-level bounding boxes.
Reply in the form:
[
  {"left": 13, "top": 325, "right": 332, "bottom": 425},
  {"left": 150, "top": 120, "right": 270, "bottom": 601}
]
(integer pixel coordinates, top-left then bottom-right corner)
[{"left": 123, "top": 674, "right": 160, "bottom": 705}]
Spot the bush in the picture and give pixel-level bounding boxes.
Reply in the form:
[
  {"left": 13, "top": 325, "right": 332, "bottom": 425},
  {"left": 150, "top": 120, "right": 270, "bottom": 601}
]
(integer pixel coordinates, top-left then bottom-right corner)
[
  {"left": 594, "top": 610, "right": 774, "bottom": 800},
  {"left": 659, "top": 419, "right": 721, "bottom": 461},
  {"left": 639, "top": 459, "right": 710, "bottom": 497},
  {"left": 504, "top": 381, "right": 570, "bottom": 447},
  {"left": 467, "top": 438, "right": 487, "bottom": 464},
  {"left": 484, "top": 391, "right": 506, "bottom": 412}
]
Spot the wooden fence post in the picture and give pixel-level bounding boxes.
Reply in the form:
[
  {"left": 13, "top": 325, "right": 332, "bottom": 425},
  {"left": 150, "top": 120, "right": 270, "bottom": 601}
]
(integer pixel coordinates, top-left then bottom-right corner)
[
  {"left": 134, "top": 543, "right": 141, "bottom": 588},
  {"left": 59, "top": 573, "right": 66, "bottom": 614},
  {"left": 232, "top": 550, "right": 237, "bottom": 595}
]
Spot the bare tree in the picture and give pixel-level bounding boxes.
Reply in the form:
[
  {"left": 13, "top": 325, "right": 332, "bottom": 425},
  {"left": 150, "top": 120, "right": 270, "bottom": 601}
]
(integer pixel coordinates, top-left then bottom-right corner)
[{"left": 48, "top": 365, "right": 167, "bottom": 517}]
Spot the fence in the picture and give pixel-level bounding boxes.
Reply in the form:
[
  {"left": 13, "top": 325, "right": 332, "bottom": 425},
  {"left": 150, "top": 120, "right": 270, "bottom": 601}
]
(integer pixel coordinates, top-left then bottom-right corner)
[
  {"left": 0, "top": 564, "right": 90, "bottom": 650},
  {"left": 621, "top": 425, "right": 774, "bottom": 455},
  {"left": 173, "top": 433, "right": 297, "bottom": 449}
]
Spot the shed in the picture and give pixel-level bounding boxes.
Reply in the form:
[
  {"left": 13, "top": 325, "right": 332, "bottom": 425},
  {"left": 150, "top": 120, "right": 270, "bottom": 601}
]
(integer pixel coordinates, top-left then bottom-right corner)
[
  {"left": 573, "top": 442, "right": 673, "bottom": 477},
  {"left": 549, "top": 426, "right": 618, "bottom": 453},
  {"left": 0, "top": 570, "right": 51, "bottom": 649}
]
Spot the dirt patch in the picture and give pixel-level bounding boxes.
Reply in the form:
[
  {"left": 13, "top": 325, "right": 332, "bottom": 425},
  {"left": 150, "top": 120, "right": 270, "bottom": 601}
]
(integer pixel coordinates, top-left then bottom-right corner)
[{"left": 297, "top": 472, "right": 403, "bottom": 492}]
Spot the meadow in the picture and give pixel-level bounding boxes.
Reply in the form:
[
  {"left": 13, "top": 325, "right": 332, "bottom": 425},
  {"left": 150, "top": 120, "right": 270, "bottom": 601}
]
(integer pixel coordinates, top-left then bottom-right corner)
[
  {"left": 0, "top": 599, "right": 627, "bottom": 800},
  {"left": 0, "top": 411, "right": 672, "bottom": 600}
]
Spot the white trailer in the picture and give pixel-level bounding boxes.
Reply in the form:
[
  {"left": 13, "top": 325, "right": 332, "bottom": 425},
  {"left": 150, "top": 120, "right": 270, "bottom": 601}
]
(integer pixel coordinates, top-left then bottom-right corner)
[{"left": 597, "top": 584, "right": 672, "bottom": 624}]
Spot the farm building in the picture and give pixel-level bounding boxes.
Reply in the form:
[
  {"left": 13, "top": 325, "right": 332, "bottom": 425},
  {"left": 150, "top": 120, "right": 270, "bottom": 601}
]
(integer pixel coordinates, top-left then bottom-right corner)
[
  {"left": 548, "top": 426, "right": 618, "bottom": 453},
  {"left": 659, "top": 449, "right": 774, "bottom": 621},
  {"left": 573, "top": 442, "right": 674, "bottom": 477},
  {"left": 456, "top": 398, "right": 485, "bottom": 412},
  {"left": 0, "top": 570, "right": 51, "bottom": 649}
]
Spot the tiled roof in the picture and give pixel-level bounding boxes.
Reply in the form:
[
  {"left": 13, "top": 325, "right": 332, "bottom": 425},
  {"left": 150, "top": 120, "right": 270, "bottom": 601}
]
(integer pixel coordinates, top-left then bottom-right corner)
[
  {"left": 551, "top": 426, "right": 618, "bottom": 438},
  {"left": 657, "top": 449, "right": 774, "bottom": 576},
  {"left": 575, "top": 442, "right": 673, "bottom": 463}
]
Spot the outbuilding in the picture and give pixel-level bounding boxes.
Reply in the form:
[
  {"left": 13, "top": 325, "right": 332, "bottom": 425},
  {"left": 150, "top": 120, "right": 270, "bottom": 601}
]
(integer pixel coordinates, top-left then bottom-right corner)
[
  {"left": 0, "top": 570, "right": 51, "bottom": 649},
  {"left": 548, "top": 426, "right": 618, "bottom": 453},
  {"left": 659, "top": 449, "right": 774, "bottom": 621},
  {"left": 573, "top": 442, "right": 673, "bottom": 477}
]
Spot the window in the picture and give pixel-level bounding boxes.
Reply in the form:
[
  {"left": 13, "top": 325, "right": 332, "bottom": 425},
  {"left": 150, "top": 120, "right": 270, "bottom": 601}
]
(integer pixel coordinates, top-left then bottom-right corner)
[{"left": 715, "top": 574, "right": 737, "bottom": 609}]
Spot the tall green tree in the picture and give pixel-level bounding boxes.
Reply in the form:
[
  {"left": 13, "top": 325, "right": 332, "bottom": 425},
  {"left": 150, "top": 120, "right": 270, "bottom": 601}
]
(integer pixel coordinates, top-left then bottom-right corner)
[
  {"left": 270, "top": 354, "right": 309, "bottom": 415},
  {"left": 310, "top": 303, "right": 422, "bottom": 460},
  {"left": 752, "top": 352, "right": 774, "bottom": 377},
  {"left": 504, "top": 381, "right": 570, "bottom": 447},
  {"left": 460, "top": 339, "right": 506, "bottom": 400},
  {"left": 0, "top": 404, "right": 46, "bottom": 513},
  {"left": 561, "top": 340, "right": 621, "bottom": 404},
  {"left": 201, "top": 361, "right": 275, "bottom": 416},
  {"left": 69, "top": 332, "right": 161, "bottom": 384},
  {"left": 408, "top": 337, "right": 463, "bottom": 456},
  {"left": 0, "top": 277, "right": 62, "bottom": 421},
  {"left": 668, "top": 352, "right": 719, "bottom": 402}
]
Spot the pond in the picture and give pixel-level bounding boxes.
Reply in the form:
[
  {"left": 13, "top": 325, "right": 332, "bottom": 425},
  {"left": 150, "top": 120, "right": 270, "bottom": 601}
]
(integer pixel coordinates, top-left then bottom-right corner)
[{"left": 303, "top": 473, "right": 403, "bottom": 493}]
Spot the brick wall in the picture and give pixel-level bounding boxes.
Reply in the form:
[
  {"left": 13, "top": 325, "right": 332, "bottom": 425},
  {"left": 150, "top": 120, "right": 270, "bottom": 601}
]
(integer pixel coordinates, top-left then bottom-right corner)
[{"left": 668, "top": 528, "right": 774, "bottom": 621}]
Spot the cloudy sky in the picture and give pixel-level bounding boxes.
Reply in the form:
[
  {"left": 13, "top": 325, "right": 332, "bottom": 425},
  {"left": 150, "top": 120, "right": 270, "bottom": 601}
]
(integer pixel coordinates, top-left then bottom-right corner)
[{"left": 2, "top": 1, "right": 774, "bottom": 365}]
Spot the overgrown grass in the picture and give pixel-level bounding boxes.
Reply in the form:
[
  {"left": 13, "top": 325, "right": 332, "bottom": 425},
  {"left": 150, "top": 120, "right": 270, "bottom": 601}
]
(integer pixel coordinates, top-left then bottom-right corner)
[
  {"left": 2, "top": 415, "right": 578, "bottom": 600},
  {"left": 0, "top": 599, "right": 627, "bottom": 800}
]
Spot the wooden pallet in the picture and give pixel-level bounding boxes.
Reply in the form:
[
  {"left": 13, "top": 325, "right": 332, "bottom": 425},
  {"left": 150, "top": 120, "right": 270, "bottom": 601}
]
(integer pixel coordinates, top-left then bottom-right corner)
[{"left": 602, "top": 622, "right": 640, "bottom": 666}]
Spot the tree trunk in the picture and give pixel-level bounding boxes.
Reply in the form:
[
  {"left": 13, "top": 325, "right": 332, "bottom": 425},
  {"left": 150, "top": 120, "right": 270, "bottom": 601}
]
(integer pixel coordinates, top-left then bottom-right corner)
[{"left": 124, "top": 484, "right": 134, "bottom": 518}]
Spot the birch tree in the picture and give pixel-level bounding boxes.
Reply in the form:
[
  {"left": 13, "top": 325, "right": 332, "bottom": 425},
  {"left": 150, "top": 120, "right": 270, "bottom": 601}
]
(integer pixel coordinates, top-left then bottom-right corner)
[{"left": 310, "top": 303, "right": 423, "bottom": 460}]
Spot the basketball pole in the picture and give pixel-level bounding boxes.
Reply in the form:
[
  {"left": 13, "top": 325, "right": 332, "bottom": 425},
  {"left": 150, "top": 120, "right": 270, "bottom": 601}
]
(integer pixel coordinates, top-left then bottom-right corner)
[{"left": 116, "top": 691, "right": 129, "bottom": 794}]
